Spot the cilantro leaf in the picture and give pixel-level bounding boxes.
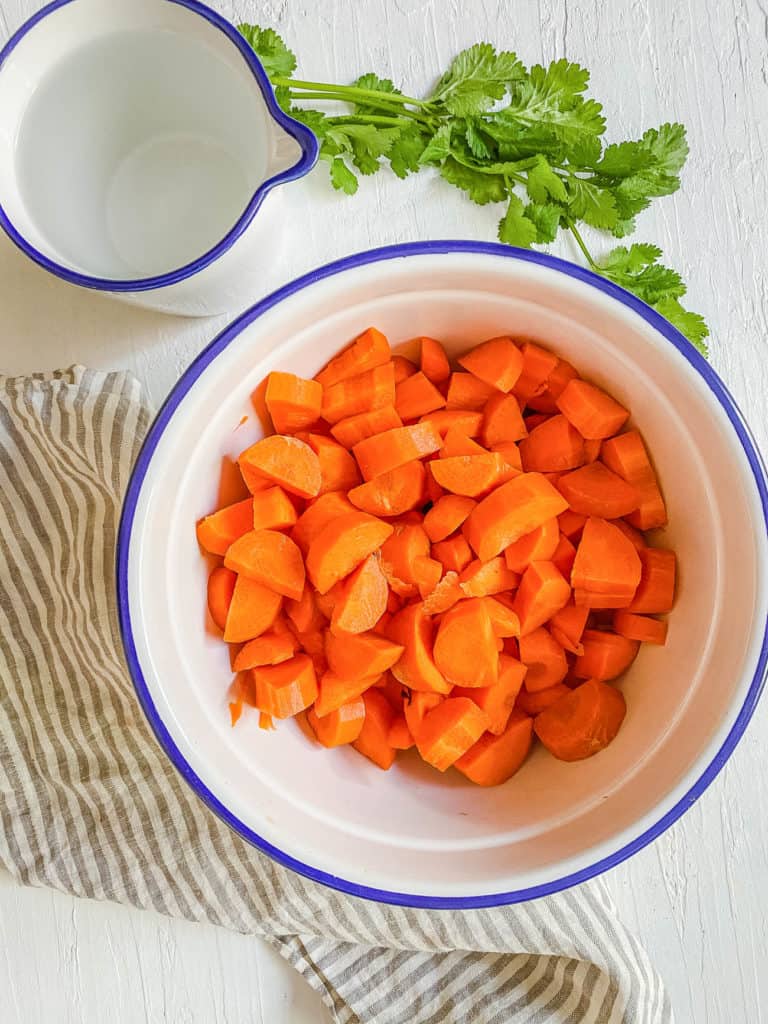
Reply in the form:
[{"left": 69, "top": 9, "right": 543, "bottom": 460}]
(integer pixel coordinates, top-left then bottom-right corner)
[
  {"left": 600, "top": 243, "right": 663, "bottom": 273},
  {"left": 430, "top": 43, "right": 525, "bottom": 116},
  {"left": 498, "top": 194, "right": 539, "bottom": 247},
  {"left": 526, "top": 155, "right": 567, "bottom": 203},
  {"left": 599, "top": 244, "right": 685, "bottom": 303},
  {"left": 389, "top": 124, "right": 428, "bottom": 178},
  {"left": 441, "top": 158, "right": 507, "bottom": 204},
  {"left": 465, "top": 120, "right": 493, "bottom": 160},
  {"left": 653, "top": 297, "right": 709, "bottom": 355},
  {"left": 328, "top": 157, "right": 358, "bottom": 194},
  {"left": 524, "top": 201, "right": 563, "bottom": 243},
  {"left": 566, "top": 178, "right": 618, "bottom": 229},
  {"left": 419, "top": 124, "right": 453, "bottom": 165},
  {"left": 353, "top": 73, "right": 402, "bottom": 115},
  {"left": 238, "top": 25, "right": 297, "bottom": 78}
]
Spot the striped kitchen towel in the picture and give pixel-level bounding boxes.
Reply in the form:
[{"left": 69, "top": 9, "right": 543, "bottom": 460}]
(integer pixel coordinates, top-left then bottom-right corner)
[{"left": 0, "top": 366, "right": 672, "bottom": 1024}]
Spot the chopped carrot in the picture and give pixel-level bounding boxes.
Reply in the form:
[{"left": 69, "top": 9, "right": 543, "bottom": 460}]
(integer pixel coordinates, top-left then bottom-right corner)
[
  {"left": 380, "top": 522, "right": 431, "bottom": 584},
  {"left": 512, "top": 342, "right": 559, "bottom": 403},
  {"left": 315, "top": 327, "right": 391, "bottom": 388},
  {"left": 527, "top": 359, "right": 579, "bottom": 413},
  {"left": 414, "top": 697, "right": 489, "bottom": 771},
  {"left": 513, "top": 561, "right": 571, "bottom": 636},
  {"left": 321, "top": 362, "right": 396, "bottom": 424},
  {"left": 251, "top": 486, "right": 298, "bottom": 532},
  {"left": 308, "top": 697, "right": 365, "bottom": 747},
  {"left": 403, "top": 690, "right": 444, "bottom": 736},
  {"left": 548, "top": 602, "right": 589, "bottom": 654},
  {"left": 303, "top": 433, "right": 361, "bottom": 494},
  {"left": 519, "top": 414, "right": 585, "bottom": 472},
  {"left": 424, "top": 494, "right": 477, "bottom": 542},
  {"left": 534, "top": 678, "right": 626, "bottom": 760},
  {"left": 223, "top": 576, "right": 282, "bottom": 643},
  {"left": 258, "top": 712, "right": 275, "bottom": 730},
  {"left": 424, "top": 472, "right": 445, "bottom": 504},
  {"left": 291, "top": 491, "right": 354, "bottom": 554},
  {"left": 431, "top": 533, "right": 473, "bottom": 574},
  {"left": 433, "top": 597, "right": 499, "bottom": 687},
  {"left": 613, "top": 519, "right": 647, "bottom": 552},
  {"left": 489, "top": 440, "right": 522, "bottom": 470},
  {"left": 217, "top": 454, "right": 252, "bottom": 507},
  {"left": 524, "top": 413, "right": 550, "bottom": 431},
  {"left": 413, "top": 555, "right": 443, "bottom": 599},
  {"left": 465, "top": 472, "right": 568, "bottom": 562},
  {"left": 551, "top": 533, "right": 577, "bottom": 578},
  {"left": 455, "top": 710, "right": 533, "bottom": 785},
  {"left": 557, "top": 509, "right": 587, "bottom": 539},
  {"left": 484, "top": 595, "right": 521, "bottom": 637},
  {"left": 353, "top": 421, "right": 442, "bottom": 480},
  {"left": 613, "top": 611, "right": 668, "bottom": 645},
  {"left": 440, "top": 427, "right": 488, "bottom": 458},
  {"left": 224, "top": 529, "right": 305, "bottom": 600},
  {"left": 419, "top": 337, "right": 451, "bottom": 384},
  {"left": 330, "top": 405, "right": 402, "bottom": 449},
  {"left": 557, "top": 462, "right": 640, "bottom": 519},
  {"left": 519, "top": 627, "right": 568, "bottom": 691},
  {"left": 285, "top": 584, "right": 325, "bottom": 634},
  {"left": 314, "top": 671, "right": 379, "bottom": 717},
  {"left": 207, "top": 566, "right": 237, "bottom": 631},
  {"left": 419, "top": 409, "right": 484, "bottom": 437},
  {"left": 387, "top": 604, "right": 451, "bottom": 693},
  {"left": 265, "top": 371, "right": 322, "bottom": 433},
  {"left": 233, "top": 630, "right": 297, "bottom": 670},
  {"left": 239, "top": 435, "right": 321, "bottom": 498},
  {"left": 388, "top": 715, "right": 415, "bottom": 750},
  {"left": 306, "top": 511, "right": 393, "bottom": 593},
  {"left": 571, "top": 517, "right": 642, "bottom": 605},
  {"left": 421, "top": 571, "right": 464, "bottom": 614},
  {"left": 454, "top": 653, "right": 527, "bottom": 734},
  {"left": 557, "top": 379, "right": 630, "bottom": 439},
  {"left": 325, "top": 629, "right": 404, "bottom": 680},
  {"left": 504, "top": 517, "right": 560, "bottom": 573},
  {"left": 348, "top": 461, "right": 426, "bottom": 517},
  {"left": 515, "top": 682, "right": 571, "bottom": 716},
  {"left": 459, "top": 557, "right": 519, "bottom": 597},
  {"left": 196, "top": 498, "right": 254, "bottom": 555},
  {"left": 330, "top": 553, "right": 389, "bottom": 635},
  {"left": 395, "top": 370, "right": 447, "bottom": 419},
  {"left": 252, "top": 653, "right": 318, "bottom": 719},
  {"left": 482, "top": 391, "right": 528, "bottom": 446},
  {"left": 601, "top": 430, "right": 668, "bottom": 530},
  {"left": 627, "top": 548, "right": 676, "bottom": 613},
  {"left": 584, "top": 438, "right": 602, "bottom": 463},
  {"left": 430, "top": 452, "right": 509, "bottom": 497},
  {"left": 392, "top": 355, "right": 418, "bottom": 383},
  {"left": 446, "top": 372, "right": 497, "bottom": 411},
  {"left": 458, "top": 336, "right": 523, "bottom": 393},
  {"left": 353, "top": 689, "right": 397, "bottom": 769},
  {"left": 573, "top": 630, "right": 640, "bottom": 679}
]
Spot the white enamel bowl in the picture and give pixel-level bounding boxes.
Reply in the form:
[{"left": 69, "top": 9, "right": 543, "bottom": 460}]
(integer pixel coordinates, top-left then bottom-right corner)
[{"left": 117, "top": 242, "right": 768, "bottom": 907}]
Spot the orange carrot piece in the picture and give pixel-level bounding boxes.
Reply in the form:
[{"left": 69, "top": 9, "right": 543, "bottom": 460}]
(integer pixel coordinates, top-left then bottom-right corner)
[
  {"left": 458, "top": 336, "right": 523, "bottom": 393},
  {"left": 423, "top": 494, "right": 476, "bottom": 542},
  {"left": 557, "top": 463, "right": 640, "bottom": 519},
  {"left": 387, "top": 604, "right": 451, "bottom": 693},
  {"left": 265, "top": 371, "right": 322, "bottom": 433},
  {"left": 551, "top": 534, "right": 577, "bottom": 578},
  {"left": 234, "top": 630, "right": 297, "bottom": 670},
  {"left": 315, "top": 327, "right": 391, "bottom": 388},
  {"left": 380, "top": 522, "right": 431, "bottom": 583},
  {"left": 627, "top": 548, "right": 676, "bottom": 613},
  {"left": 434, "top": 597, "right": 499, "bottom": 687},
  {"left": 534, "top": 678, "right": 626, "bottom": 761},
  {"left": 419, "top": 337, "right": 451, "bottom": 384},
  {"left": 388, "top": 715, "right": 415, "bottom": 750},
  {"left": 571, "top": 517, "right": 642, "bottom": 603},
  {"left": 352, "top": 422, "right": 442, "bottom": 481},
  {"left": 330, "top": 405, "right": 402, "bottom": 449},
  {"left": 308, "top": 697, "right": 366, "bottom": 747},
  {"left": 250, "top": 486, "right": 298, "bottom": 532},
  {"left": 239, "top": 435, "right": 321, "bottom": 498},
  {"left": 613, "top": 611, "right": 668, "bottom": 645},
  {"left": 321, "top": 362, "right": 396, "bottom": 425},
  {"left": 465, "top": 472, "right": 568, "bottom": 562},
  {"left": 325, "top": 629, "right": 404, "bottom": 680},
  {"left": 403, "top": 690, "right": 444, "bottom": 736},
  {"left": 421, "top": 571, "right": 464, "bottom": 614},
  {"left": 429, "top": 452, "right": 509, "bottom": 497},
  {"left": 584, "top": 438, "right": 602, "bottom": 463},
  {"left": 513, "top": 561, "right": 571, "bottom": 636},
  {"left": 524, "top": 413, "right": 550, "bottom": 432},
  {"left": 512, "top": 342, "right": 559, "bottom": 403},
  {"left": 446, "top": 372, "right": 497, "bottom": 411},
  {"left": 519, "top": 414, "right": 586, "bottom": 473},
  {"left": 252, "top": 653, "right": 318, "bottom": 719},
  {"left": 557, "top": 379, "right": 630, "bottom": 439},
  {"left": 207, "top": 566, "right": 237, "bottom": 631},
  {"left": 218, "top": 454, "right": 252, "bottom": 508},
  {"left": 527, "top": 359, "right": 579, "bottom": 413},
  {"left": 285, "top": 585, "right": 324, "bottom": 633},
  {"left": 291, "top": 491, "right": 354, "bottom": 554},
  {"left": 455, "top": 709, "right": 533, "bottom": 785},
  {"left": 558, "top": 509, "right": 587, "bottom": 539},
  {"left": 419, "top": 409, "right": 484, "bottom": 438},
  {"left": 314, "top": 671, "right": 380, "bottom": 717},
  {"left": 304, "top": 433, "right": 361, "bottom": 494},
  {"left": 196, "top": 498, "right": 254, "bottom": 555},
  {"left": 454, "top": 653, "right": 527, "bottom": 734},
  {"left": 413, "top": 555, "right": 443, "bottom": 599},
  {"left": 504, "top": 517, "right": 560, "bottom": 573},
  {"left": 482, "top": 391, "right": 528, "bottom": 446},
  {"left": 414, "top": 697, "right": 489, "bottom": 771},
  {"left": 348, "top": 461, "right": 426, "bottom": 517},
  {"left": 601, "top": 430, "right": 668, "bottom": 530},
  {"left": 306, "top": 511, "right": 394, "bottom": 594},
  {"left": 516, "top": 682, "right": 571, "bottom": 716},
  {"left": 353, "top": 689, "right": 397, "bottom": 769},
  {"left": 392, "top": 355, "right": 418, "bottom": 383},
  {"left": 395, "top": 371, "right": 447, "bottom": 419},
  {"left": 223, "top": 576, "right": 282, "bottom": 643},
  {"left": 440, "top": 428, "right": 488, "bottom": 458},
  {"left": 330, "top": 553, "right": 389, "bottom": 635},
  {"left": 613, "top": 519, "right": 646, "bottom": 552},
  {"left": 425, "top": 472, "right": 445, "bottom": 505},
  {"left": 484, "top": 595, "right": 521, "bottom": 637},
  {"left": 519, "top": 627, "right": 568, "bottom": 692},
  {"left": 548, "top": 602, "right": 589, "bottom": 654},
  {"left": 432, "top": 534, "right": 473, "bottom": 573},
  {"left": 224, "top": 529, "right": 305, "bottom": 600},
  {"left": 489, "top": 440, "right": 522, "bottom": 470},
  {"left": 573, "top": 630, "right": 640, "bottom": 679},
  {"left": 459, "top": 557, "right": 519, "bottom": 597}
]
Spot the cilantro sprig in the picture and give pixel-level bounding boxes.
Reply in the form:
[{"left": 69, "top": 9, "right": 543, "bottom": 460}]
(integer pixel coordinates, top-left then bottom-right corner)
[{"left": 240, "top": 26, "right": 709, "bottom": 355}]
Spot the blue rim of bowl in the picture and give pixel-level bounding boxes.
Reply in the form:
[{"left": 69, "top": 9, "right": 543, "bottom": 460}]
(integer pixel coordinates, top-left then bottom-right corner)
[
  {"left": 0, "top": 0, "right": 318, "bottom": 292},
  {"left": 117, "top": 240, "right": 768, "bottom": 909}
]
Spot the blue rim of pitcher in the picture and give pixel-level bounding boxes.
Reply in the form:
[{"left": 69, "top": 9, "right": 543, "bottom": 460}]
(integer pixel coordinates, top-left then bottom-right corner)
[
  {"left": 0, "top": 0, "right": 318, "bottom": 292},
  {"left": 116, "top": 240, "right": 768, "bottom": 909}
]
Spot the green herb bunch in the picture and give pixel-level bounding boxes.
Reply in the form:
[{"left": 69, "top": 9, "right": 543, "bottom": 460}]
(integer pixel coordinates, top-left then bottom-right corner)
[{"left": 240, "top": 26, "right": 708, "bottom": 354}]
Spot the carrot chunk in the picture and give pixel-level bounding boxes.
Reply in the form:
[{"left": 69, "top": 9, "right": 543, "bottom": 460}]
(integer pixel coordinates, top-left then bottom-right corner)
[
  {"left": 454, "top": 653, "right": 527, "bottom": 735},
  {"left": 519, "top": 627, "right": 568, "bottom": 691},
  {"left": 414, "top": 697, "right": 489, "bottom": 771},
  {"left": 239, "top": 435, "right": 321, "bottom": 498},
  {"left": 455, "top": 710, "right": 533, "bottom": 785},
  {"left": 207, "top": 566, "right": 237, "bottom": 631},
  {"left": 304, "top": 433, "right": 361, "bottom": 494},
  {"left": 482, "top": 391, "right": 528, "bottom": 446},
  {"left": 325, "top": 629, "right": 404, "bottom": 680},
  {"left": 348, "top": 461, "right": 426, "bottom": 517},
  {"left": 431, "top": 534, "right": 473, "bottom": 574},
  {"left": 387, "top": 604, "right": 451, "bottom": 693},
  {"left": 504, "top": 517, "right": 560, "bottom": 573},
  {"left": 197, "top": 498, "right": 254, "bottom": 555},
  {"left": 353, "top": 422, "right": 442, "bottom": 481},
  {"left": 512, "top": 342, "right": 559, "bottom": 403},
  {"left": 331, "top": 405, "right": 403, "bottom": 449},
  {"left": 434, "top": 597, "right": 499, "bottom": 687},
  {"left": 613, "top": 611, "right": 668, "bottom": 645},
  {"left": 265, "top": 371, "right": 322, "bottom": 433},
  {"left": 519, "top": 414, "right": 585, "bottom": 472},
  {"left": 513, "top": 561, "right": 571, "bottom": 636},
  {"left": 251, "top": 486, "right": 298, "bottom": 532},
  {"left": 459, "top": 557, "right": 519, "bottom": 597},
  {"left": 446, "top": 372, "right": 497, "bottom": 410},
  {"left": 321, "top": 362, "right": 396, "bottom": 425},
  {"left": 534, "top": 678, "right": 626, "bottom": 761},
  {"left": 419, "top": 337, "right": 451, "bottom": 384},
  {"left": 252, "top": 654, "right": 317, "bottom": 718},
  {"left": 627, "top": 548, "right": 676, "bottom": 613},
  {"left": 223, "top": 576, "right": 283, "bottom": 643},
  {"left": 571, "top": 517, "right": 642, "bottom": 606},
  {"left": 330, "top": 553, "right": 389, "bottom": 635},
  {"left": 458, "top": 336, "right": 524, "bottom": 393},
  {"left": 314, "top": 671, "right": 380, "bottom": 717},
  {"left": 353, "top": 689, "right": 397, "bottom": 769},
  {"left": 601, "top": 430, "right": 668, "bottom": 530},
  {"left": 557, "top": 463, "right": 640, "bottom": 519},
  {"left": 548, "top": 602, "right": 589, "bottom": 654},
  {"left": 424, "top": 494, "right": 477, "bottom": 542},
  {"left": 395, "top": 371, "right": 447, "bottom": 419},
  {"left": 308, "top": 697, "right": 365, "bottom": 747},
  {"left": 419, "top": 409, "right": 484, "bottom": 437},
  {"left": 465, "top": 472, "right": 568, "bottom": 562},
  {"left": 233, "top": 630, "right": 297, "bottom": 670},
  {"left": 430, "top": 452, "right": 510, "bottom": 497},
  {"left": 557, "top": 379, "right": 630, "bottom": 439},
  {"left": 388, "top": 715, "right": 416, "bottom": 750},
  {"left": 516, "top": 683, "right": 571, "bottom": 716},
  {"left": 291, "top": 491, "right": 354, "bottom": 554},
  {"left": 224, "top": 529, "right": 305, "bottom": 600},
  {"left": 315, "top": 327, "right": 391, "bottom": 388},
  {"left": 306, "top": 511, "right": 393, "bottom": 593},
  {"left": 573, "top": 630, "right": 640, "bottom": 679}
]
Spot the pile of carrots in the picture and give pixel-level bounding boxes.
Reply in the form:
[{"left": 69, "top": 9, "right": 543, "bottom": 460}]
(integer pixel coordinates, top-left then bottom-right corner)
[{"left": 197, "top": 328, "right": 676, "bottom": 785}]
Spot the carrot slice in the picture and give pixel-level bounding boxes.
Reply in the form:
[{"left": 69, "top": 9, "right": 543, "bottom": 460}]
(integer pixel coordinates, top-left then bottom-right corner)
[
  {"left": 484, "top": 595, "right": 521, "bottom": 637},
  {"left": 573, "top": 630, "right": 640, "bottom": 679},
  {"left": 252, "top": 654, "right": 317, "bottom": 718},
  {"left": 291, "top": 491, "right": 354, "bottom": 554},
  {"left": 440, "top": 428, "right": 488, "bottom": 458},
  {"left": 330, "top": 553, "right": 388, "bottom": 635},
  {"left": 613, "top": 519, "right": 646, "bottom": 552},
  {"left": 509, "top": 342, "right": 558, "bottom": 403},
  {"left": 330, "top": 405, "right": 402, "bottom": 449},
  {"left": 430, "top": 452, "right": 509, "bottom": 497},
  {"left": 353, "top": 422, "right": 442, "bottom": 481},
  {"left": 601, "top": 430, "right": 668, "bottom": 530},
  {"left": 321, "top": 362, "right": 396, "bottom": 424},
  {"left": 353, "top": 689, "right": 397, "bottom": 769},
  {"left": 306, "top": 511, "right": 393, "bottom": 594},
  {"left": 234, "top": 630, "right": 297, "bottom": 670},
  {"left": 459, "top": 557, "right": 519, "bottom": 597},
  {"left": 395, "top": 371, "right": 447, "bottom": 419},
  {"left": 514, "top": 561, "right": 571, "bottom": 636},
  {"left": 387, "top": 604, "right": 451, "bottom": 693},
  {"left": 239, "top": 435, "right": 321, "bottom": 498},
  {"left": 315, "top": 327, "right": 391, "bottom": 388},
  {"left": 557, "top": 463, "right": 640, "bottom": 518},
  {"left": 519, "top": 627, "right": 568, "bottom": 691},
  {"left": 424, "top": 494, "right": 477, "bottom": 542},
  {"left": 519, "top": 414, "right": 586, "bottom": 472},
  {"left": 403, "top": 690, "right": 444, "bottom": 736},
  {"left": 627, "top": 548, "right": 676, "bottom": 613},
  {"left": 548, "top": 602, "right": 589, "bottom": 654},
  {"left": 534, "top": 678, "right": 626, "bottom": 761},
  {"left": 303, "top": 433, "right": 361, "bottom": 494},
  {"left": 551, "top": 534, "right": 577, "bottom": 578},
  {"left": 613, "top": 611, "right": 668, "bottom": 645},
  {"left": 434, "top": 597, "right": 499, "bottom": 687},
  {"left": 413, "top": 555, "right": 443, "bottom": 599},
  {"left": 285, "top": 584, "right": 324, "bottom": 633},
  {"left": 414, "top": 697, "right": 489, "bottom": 771},
  {"left": 224, "top": 529, "right": 305, "bottom": 600},
  {"left": 196, "top": 498, "right": 254, "bottom": 555},
  {"left": 458, "top": 336, "right": 523, "bottom": 393},
  {"left": 455, "top": 709, "right": 533, "bottom": 785},
  {"left": 454, "top": 653, "right": 527, "bottom": 735},
  {"left": 265, "top": 371, "right": 322, "bottom": 433},
  {"left": 250, "top": 486, "right": 298, "bottom": 532},
  {"left": 527, "top": 359, "right": 579, "bottom": 413},
  {"left": 308, "top": 697, "right": 366, "bottom": 747},
  {"left": 489, "top": 440, "right": 522, "bottom": 470},
  {"left": 446, "top": 372, "right": 497, "bottom": 411},
  {"left": 348, "top": 461, "right": 426, "bottom": 517},
  {"left": 504, "top": 517, "right": 560, "bottom": 573},
  {"left": 558, "top": 509, "right": 587, "bottom": 539},
  {"left": 557, "top": 379, "right": 630, "bottom": 439},
  {"left": 388, "top": 715, "right": 415, "bottom": 750},
  {"left": 516, "top": 682, "right": 571, "bottom": 716},
  {"left": 314, "top": 671, "right": 380, "bottom": 717},
  {"left": 207, "top": 566, "right": 237, "bottom": 631},
  {"left": 419, "top": 409, "right": 484, "bottom": 437},
  {"left": 392, "top": 355, "right": 418, "bottom": 383},
  {"left": 571, "top": 517, "right": 642, "bottom": 603},
  {"left": 325, "top": 628, "right": 404, "bottom": 680},
  {"left": 465, "top": 472, "right": 568, "bottom": 562},
  {"left": 421, "top": 571, "right": 464, "bottom": 614},
  {"left": 482, "top": 391, "right": 528, "bottom": 446},
  {"left": 223, "top": 576, "right": 282, "bottom": 643},
  {"left": 431, "top": 534, "right": 473, "bottom": 573},
  {"left": 419, "top": 337, "right": 451, "bottom": 384}
]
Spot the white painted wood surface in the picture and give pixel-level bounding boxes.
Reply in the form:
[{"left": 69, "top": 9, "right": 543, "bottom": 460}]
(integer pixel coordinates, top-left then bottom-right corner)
[{"left": 1, "top": 0, "right": 767, "bottom": 1020}]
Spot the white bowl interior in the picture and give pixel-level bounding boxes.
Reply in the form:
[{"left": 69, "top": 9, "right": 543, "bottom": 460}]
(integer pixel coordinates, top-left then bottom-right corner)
[
  {"left": 0, "top": 0, "right": 300, "bottom": 279},
  {"left": 125, "top": 251, "right": 768, "bottom": 898}
]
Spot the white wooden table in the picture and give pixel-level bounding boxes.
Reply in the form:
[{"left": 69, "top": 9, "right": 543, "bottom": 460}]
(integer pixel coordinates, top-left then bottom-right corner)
[{"left": 1, "top": 0, "right": 767, "bottom": 1020}]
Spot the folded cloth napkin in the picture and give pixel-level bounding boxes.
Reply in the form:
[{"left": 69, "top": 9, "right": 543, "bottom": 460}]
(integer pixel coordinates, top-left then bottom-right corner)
[{"left": 0, "top": 367, "right": 672, "bottom": 1024}]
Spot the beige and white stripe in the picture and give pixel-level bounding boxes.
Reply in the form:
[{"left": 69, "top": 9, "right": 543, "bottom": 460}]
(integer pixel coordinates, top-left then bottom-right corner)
[{"left": 0, "top": 367, "right": 673, "bottom": 1023}]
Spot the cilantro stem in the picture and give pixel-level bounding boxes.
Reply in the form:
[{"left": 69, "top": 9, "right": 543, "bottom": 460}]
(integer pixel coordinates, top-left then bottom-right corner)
[
  {"left": 450, "top": 151, "right": 537, "bottom": 180},
  {"left": 273, "top": 76, "right": 429, "bottom": 109},
  {"left": 568, "top": 222, "right": 599, "bottom": 271},
  {"left": 326, "top": 114, "right": 415, "bottom": 127},
  {"left": 291, "top": 94, "right": 434, "bottom": 127}
]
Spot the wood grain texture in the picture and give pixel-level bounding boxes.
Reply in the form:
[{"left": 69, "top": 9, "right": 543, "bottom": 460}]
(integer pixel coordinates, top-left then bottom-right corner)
[{"left": 1, "top": 0, "right": 767, "bottom": 1021}]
